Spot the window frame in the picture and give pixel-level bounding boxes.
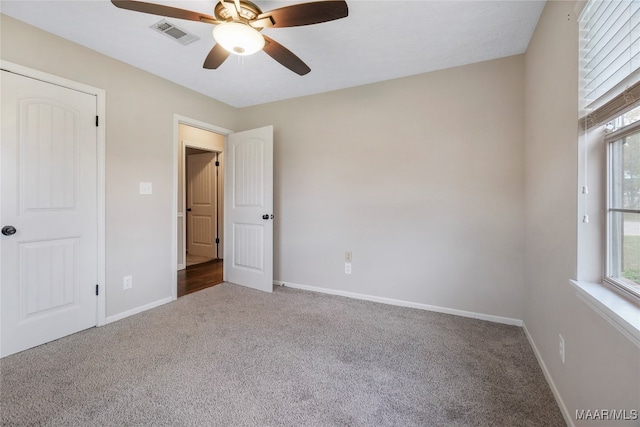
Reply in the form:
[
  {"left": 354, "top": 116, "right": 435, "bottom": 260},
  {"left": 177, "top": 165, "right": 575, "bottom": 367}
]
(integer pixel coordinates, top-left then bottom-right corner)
[{"left": 605, "top": 117, "right": 640, "bottom": 301}]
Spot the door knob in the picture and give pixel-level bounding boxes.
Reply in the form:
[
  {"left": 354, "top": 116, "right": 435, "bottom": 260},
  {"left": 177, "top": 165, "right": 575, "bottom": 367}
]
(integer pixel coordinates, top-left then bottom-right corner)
[
  {"left": 2, "top": 226, "right": 17, "bottom": 236},
  {"left": 262, "top": 214, "right": 269, "bottom": 220}
]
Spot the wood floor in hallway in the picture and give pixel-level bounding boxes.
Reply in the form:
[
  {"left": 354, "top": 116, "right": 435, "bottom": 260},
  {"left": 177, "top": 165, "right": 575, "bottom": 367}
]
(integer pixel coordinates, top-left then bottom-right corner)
[{"left": 177, "top": 259, "right": 223, "bottom": 297}]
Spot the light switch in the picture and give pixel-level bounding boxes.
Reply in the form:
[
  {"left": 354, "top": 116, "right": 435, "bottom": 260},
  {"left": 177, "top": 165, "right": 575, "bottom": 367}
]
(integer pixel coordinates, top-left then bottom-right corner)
[{"left": 139, "top": 182, "right": 152, "bottom": 195}]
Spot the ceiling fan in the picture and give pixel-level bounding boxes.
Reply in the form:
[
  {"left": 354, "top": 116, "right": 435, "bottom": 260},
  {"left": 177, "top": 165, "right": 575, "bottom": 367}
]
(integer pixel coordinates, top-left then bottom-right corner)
[{"left": 111, "top": 0, "right": 349, "bottom": 75}]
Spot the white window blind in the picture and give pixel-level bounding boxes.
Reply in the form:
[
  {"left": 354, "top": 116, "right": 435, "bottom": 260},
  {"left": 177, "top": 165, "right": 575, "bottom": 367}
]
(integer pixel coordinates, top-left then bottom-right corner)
[{"left": 579, "top": 0, "right": 640, "bottom": 122}]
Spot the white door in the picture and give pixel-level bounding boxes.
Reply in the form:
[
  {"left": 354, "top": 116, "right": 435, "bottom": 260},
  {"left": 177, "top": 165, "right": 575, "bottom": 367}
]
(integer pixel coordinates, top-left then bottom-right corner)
[
  {"left": 1, "top": 71, "right": 98, "bottom": 357},
  {"left": 224, "top": 126, "right": 273, "bottom": 292},
  {"left": 187, "top": 152, "right": 217, "bottom": 259}
]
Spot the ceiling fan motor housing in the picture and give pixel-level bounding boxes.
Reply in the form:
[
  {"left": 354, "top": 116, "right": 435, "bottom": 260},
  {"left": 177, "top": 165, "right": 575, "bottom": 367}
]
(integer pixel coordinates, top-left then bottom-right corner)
[{"left": 214, "top": 0, "right": 262, "bottom": 23}]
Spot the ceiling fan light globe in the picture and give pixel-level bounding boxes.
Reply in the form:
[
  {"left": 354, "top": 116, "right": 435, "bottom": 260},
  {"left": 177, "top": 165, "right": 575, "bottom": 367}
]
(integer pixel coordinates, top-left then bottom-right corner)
[{"left": 213, "top": 22, "right": 264, "bottom": 56}]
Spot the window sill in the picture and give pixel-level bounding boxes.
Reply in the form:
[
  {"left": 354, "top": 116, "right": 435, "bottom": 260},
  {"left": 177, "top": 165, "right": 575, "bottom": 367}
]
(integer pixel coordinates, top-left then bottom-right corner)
[{"left": 570, "top": 280, "right": 640, "bottom": 347}]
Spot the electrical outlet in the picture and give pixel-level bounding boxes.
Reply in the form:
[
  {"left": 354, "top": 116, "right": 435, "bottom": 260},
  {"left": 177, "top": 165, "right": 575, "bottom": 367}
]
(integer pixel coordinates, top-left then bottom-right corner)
[
  {"left": 345, "top": 263, "right": 352, "bottom": 275},
  {"left": 345, "top": 251, "right": 352, "bottom": 262},
  {"left": 139, "top": 182, "right": 152, "bottom": 195},
  {"left": 559, "top": 334, "right": 565, "bottom": 364},
  {"left": 123, "top": 275, "right": 133, "bottom": 290}
]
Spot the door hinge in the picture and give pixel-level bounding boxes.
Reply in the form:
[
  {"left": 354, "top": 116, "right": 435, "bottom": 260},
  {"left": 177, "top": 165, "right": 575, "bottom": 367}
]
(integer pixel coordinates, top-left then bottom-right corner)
[
  {"left": 95, "top": 116, "right": 99, "bottom": 127},
  {"left": 215, "top": 161, "right": 220, "bottom": 167},
  {"left": 96, "top": 284, "right": 99, "bottom": 296},
  {"left": 215, "top": 237, "right": 220, "bottom": 244}
]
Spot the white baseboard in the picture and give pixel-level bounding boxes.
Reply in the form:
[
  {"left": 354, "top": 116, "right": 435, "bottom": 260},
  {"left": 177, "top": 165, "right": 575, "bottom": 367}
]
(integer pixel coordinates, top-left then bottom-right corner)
[
  {"left": 523, "top": 324, "right": 574, "bottom": 427},
  {"left": 105, "top": 296, "right": 173, "bottom": 324},
  {"left": 275, "top": 280, "right": 523, "bottom": 326}
]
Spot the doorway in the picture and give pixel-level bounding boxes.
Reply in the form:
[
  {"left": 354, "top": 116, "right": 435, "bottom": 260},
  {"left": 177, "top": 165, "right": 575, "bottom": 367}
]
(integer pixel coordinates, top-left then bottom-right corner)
[
  {"left": 172, "top": 117, "right": 274, "bottom": 299},
  {"left": 186, "top": 148, "right": 220, "bottom": 265},
  {"left": 175, "top": 118, "right": 229, "bottom": 298}
]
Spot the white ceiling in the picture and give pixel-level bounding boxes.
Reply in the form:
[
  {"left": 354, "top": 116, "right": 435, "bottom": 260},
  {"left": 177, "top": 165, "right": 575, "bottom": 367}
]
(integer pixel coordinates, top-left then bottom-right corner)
[{"left": 0, "top": 0, "right": 546, "bottom": 108}]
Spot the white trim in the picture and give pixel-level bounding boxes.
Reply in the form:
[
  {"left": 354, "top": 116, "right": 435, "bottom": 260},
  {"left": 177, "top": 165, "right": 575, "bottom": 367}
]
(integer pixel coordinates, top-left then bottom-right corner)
[
  {"left": 276, "top": 280, "right": 523, "bottom": 326},
  {"left": 523, "top": 324, "right": 575, "bottom": 427},
  {"left": 177, "top": 211, "right": 185, "bottom": 271},
  {"left": 95, "top": 80, "right": 107, "bottom": 327},
  {"left": 174, "top": 115, "right": 233, "bottom": 136},
  {"left": 172, "top": 114, "right": 232, "bottom": 300},
  {"left": 105, "top": 296, "right": 172, "bottom": 324},
  {"left": 570, "top": 280, "right": 640, "bottom": 347},
  {"left": 183, "top": 138, "right": 224, "bottom": 152},
  {"left": 0, "top": 60, "right": 107, "bottom": 327}
]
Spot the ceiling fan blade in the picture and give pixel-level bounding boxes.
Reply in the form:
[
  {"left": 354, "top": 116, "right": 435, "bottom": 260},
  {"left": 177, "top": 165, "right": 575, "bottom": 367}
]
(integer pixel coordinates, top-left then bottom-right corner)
[
  {"left": 257, "top": 0, "right": 348, "bottom": 28},
  {"left": 111, "top": 0, "right": 220, "bottom": 24},
  {"left": 203, "top": 44, "right": 231, "bottom": 69},
  {"left": 262, "top": 35, "right": 311, "bottom": 76}
]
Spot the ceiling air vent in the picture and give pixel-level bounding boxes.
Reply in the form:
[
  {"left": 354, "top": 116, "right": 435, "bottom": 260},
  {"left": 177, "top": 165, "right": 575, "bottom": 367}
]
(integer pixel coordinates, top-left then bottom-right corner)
[{"left": 150, "top": 19, "right": 199, "bottom": 45}]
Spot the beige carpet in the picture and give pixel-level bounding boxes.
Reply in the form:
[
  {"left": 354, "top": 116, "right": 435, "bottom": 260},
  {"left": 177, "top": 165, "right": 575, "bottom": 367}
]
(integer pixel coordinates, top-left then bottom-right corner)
[{"left": 0, "top": 283, "right": 566, "bottom": 426}]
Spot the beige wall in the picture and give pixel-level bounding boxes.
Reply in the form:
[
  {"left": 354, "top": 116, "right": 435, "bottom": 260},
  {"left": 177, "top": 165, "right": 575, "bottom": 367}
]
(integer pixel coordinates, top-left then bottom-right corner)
[
  {"left": 0, "top": 14, "right": 237, "bottom": 317},
  {"left": 524, "top": 1, "right": 640, "bottom": 425},
  {"left": 237, "top": 55, "right": 526, "bottom": 321}
]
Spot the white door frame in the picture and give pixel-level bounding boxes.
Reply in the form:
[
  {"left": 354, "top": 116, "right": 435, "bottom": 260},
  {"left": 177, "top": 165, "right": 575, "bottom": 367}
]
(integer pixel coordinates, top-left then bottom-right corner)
[
  {"left": 172, "top": 114, "right": 232, "bottom": 300},
  {"left": 0, "top": 60, "right": 107, "bottom": 327}
]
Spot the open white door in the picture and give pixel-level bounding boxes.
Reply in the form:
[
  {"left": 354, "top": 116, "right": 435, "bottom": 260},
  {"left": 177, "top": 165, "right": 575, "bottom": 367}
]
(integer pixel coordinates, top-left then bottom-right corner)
[{"left": 224, "top": 126, "right": 273, "bottom": 292}]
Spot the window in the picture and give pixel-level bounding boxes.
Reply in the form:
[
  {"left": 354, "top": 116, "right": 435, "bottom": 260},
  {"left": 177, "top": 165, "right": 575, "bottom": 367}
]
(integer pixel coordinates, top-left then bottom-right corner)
[
  {"left": 575, "top": 0, "right": 640, "bottom": 343},
  {"left": 606, "top": 106, "right": 640, "bottom": 299},
  {"left": 579, "top": 0, "right": 640, "bottom": 113},
  {"left": 579, "top": 0, "right": 640, "bottom": 128},
  {"left": 579, "top": 0, "right": 640, "bottom": 303}
]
